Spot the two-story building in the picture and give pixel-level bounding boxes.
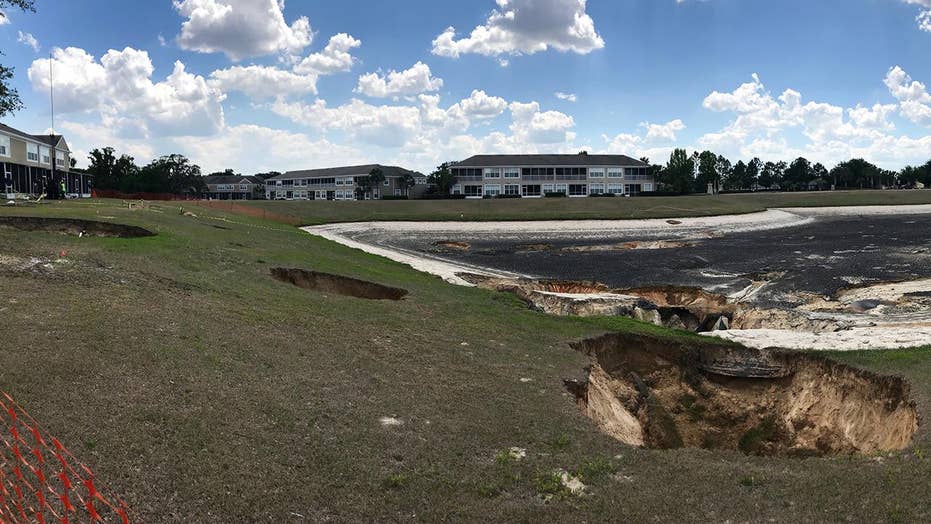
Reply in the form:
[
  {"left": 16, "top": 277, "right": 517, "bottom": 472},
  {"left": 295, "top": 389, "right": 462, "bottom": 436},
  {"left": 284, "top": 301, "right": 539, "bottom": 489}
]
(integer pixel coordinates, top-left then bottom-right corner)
[
  {"left": 450, "top": 154, "right": 654, "bottom": 198},
  {"left": 1, "top": 123, "right": 89, "bottom": 198},
  {"left": 265, "top": 164, "right": 424, "bottom": 200},
  {"left": 203, "top": 174, "right": 263, "bottom": 200}
]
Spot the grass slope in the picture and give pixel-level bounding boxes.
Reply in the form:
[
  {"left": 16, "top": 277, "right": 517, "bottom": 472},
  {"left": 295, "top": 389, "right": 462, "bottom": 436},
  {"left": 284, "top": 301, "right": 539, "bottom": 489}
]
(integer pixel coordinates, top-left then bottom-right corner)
[
  {"left": 0, "top": 199, "right": 928, "bottom": 522},
  {"left": 229, "top": 189, "right": 931, "bottom": 225}
]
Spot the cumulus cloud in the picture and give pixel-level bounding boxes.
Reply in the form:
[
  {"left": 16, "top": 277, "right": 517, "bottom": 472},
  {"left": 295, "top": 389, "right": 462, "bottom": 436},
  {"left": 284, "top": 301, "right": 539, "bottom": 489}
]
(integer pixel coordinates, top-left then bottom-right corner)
[
  {"left": 902, "top": 0, "right": 931, "bottom": 31},
  {"left": 508, "top": 101, "right": 575, "bottom": 144},
  {"left": 292, "top": 33, "right": 361, "bottom": 75},
  {"left": 173, "top": 0, "right": 312, "bottom": 60},
  {"left": 175, "top": 124, "right": 367, "bottom": 174},
  {"left": 356, "top": 61, "right": 443, "bottom": 98},
  {"left": 17, "top": 31, "right": 39, "bottom": 52},
  {"left": 555, "top": 91, "right": 577, "bottom": 102},
  {"left": 884, "top": 65, "right": 931, "bottom": 125},
  {"left": 642, "top": 119, "right": 685, "bottom": 141},
  {"left": 28, "top": 46, "right": 225, "bottom": 138},
  {"left": 431, "top": 0, "right": 604, "bottom": 59},
  {"left": 209, "top": 65, "right": 318, "bottom": 99},
  {"left": 694, "top": 68, "right": 931, "bottom": 168}
]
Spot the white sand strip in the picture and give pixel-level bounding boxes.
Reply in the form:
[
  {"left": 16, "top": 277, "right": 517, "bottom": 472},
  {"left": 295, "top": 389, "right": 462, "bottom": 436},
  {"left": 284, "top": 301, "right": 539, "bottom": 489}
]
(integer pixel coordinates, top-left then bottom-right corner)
[
  {"left": 302, "top": 225, "right": 526, "bottom": 286},
  {"left": 707, "top": 328, "right": 931, "bottom": 351},
  {"left": 781, "top": 204, "right": 931, "bottom": 217}
]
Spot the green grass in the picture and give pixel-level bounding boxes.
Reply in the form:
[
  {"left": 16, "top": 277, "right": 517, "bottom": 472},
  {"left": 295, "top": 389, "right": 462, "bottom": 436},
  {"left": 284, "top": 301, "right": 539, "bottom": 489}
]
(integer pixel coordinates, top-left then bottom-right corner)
[
  {"left": 227, "top": 189, "right": 931, "bottom": 224},
  {"left": 1, "top": 198, "right": 930, "bottom": 522}
]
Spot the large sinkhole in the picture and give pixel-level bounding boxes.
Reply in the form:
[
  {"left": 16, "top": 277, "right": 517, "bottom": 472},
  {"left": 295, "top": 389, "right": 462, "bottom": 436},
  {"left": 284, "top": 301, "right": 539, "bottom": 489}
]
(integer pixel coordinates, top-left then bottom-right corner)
[
  {"left": 566, "top": 333, "right": 918, "bottom": 456},
  {"left": 0, "top": 216, "right": 155, "bottom": 238},
  {"left": 271, "top": 267, "right": 408, "bottom": 300}
]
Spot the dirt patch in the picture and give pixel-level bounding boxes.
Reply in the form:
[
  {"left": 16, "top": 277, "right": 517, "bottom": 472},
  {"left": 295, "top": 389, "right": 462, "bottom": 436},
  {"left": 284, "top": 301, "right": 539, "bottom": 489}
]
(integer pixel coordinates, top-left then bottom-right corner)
[
  {"left": 564, "top": 240, "right": 695, "bottom": 252},
  {"left": 433, "top": 240, "right": 471, "bottom": 251},
  {"left": 617, "top": 285, "right": 735, "bottom": 331},
  {"left": 567, "top": 333, "right": 919, "bottom": 456},
  {"left": 0, "top": 216, "right": 155, "bottom": 238},
  {"left": 270, "top": 267, "right": 408, "bottom": 300}
]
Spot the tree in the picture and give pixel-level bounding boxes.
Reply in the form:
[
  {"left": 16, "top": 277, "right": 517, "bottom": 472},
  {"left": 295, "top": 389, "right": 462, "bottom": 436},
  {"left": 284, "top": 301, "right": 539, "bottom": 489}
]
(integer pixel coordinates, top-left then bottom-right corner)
[
  {"left": 830, "top": 158, "right": 881, "bottom": 189},
  {"left": 783, "top": 157, "right": 813, "bottom": 191},
  {"left": 695, "top": 150, "right": 720, "bottom": 193},
  {"left": 365, "top": 167, "right": 385, "bottom": 199},
  {"left": 745, "top": 157, "right": 762, "bottom": 189},
  {"left": 428, "top": 162, "right": 456, "bottom": 195},
  {"left": 660, "top": 149, "right": 696, "bottom": 194},
  {"left": 207, "top": 168, "right": 239, "bottom": 178},
  {"left": 725, "top": 161, "right": 747, "bottom": 191},
  {"left": 715, "top": 155, "right": 733, "bottom": 190},
  {"left": 87, "top": 147, "right": 138, "bottom": 191},
  {"left": 398, "top": 173, "right": 416, "bottom": 196},
  {"left": 0, "top": 1, "right": 36, "bottom": 118},
  {"left": 252, "top": 171, "right": 281, "bottom": 180},
  {"left": 124, "top": 154, "right": 203, "bottom": 195}
]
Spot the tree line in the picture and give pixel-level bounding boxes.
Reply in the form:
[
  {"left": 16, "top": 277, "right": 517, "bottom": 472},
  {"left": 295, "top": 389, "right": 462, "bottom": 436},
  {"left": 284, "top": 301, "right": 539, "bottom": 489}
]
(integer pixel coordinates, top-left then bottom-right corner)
[
  {"left": 648, "top": 149, "right": 931, "bottom": 194},
  {"left": 84, "top": 147, "right": 208, "bottom": 195}
]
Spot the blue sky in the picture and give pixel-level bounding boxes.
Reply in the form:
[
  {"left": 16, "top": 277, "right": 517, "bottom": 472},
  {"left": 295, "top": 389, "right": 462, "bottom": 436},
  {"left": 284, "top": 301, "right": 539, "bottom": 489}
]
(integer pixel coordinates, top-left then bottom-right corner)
[{"left": 1, "top": 0, "right": 930, "bottom": 174}]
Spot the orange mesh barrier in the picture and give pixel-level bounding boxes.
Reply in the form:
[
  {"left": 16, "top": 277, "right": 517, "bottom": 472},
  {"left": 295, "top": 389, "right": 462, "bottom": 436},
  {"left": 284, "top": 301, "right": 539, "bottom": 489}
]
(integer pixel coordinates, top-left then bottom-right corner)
[{"left": 0, "top": 393, "right": 129, "bottom": 524}]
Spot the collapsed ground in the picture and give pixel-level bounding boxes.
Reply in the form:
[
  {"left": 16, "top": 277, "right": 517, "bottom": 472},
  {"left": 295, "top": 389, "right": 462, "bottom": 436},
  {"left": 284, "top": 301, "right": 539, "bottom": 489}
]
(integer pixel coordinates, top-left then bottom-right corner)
[{"left": 1, "top": 199, "right": 930, "bottom": 522}]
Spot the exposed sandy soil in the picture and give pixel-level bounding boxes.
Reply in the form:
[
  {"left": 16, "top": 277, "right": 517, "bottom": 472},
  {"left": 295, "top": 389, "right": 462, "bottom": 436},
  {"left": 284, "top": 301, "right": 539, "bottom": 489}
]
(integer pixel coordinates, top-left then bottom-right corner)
[
  {"left": 0, "top": 216, "right": 155, "bottom": 238},
  {"left": 569, "top": 333, "right": 919, "bottom": 455},
  {"left": 304, "top": 205, "right": 931, "bottom": 350},
  {"left": 270, "top": 267, "right": 409, "bottom": 300}
]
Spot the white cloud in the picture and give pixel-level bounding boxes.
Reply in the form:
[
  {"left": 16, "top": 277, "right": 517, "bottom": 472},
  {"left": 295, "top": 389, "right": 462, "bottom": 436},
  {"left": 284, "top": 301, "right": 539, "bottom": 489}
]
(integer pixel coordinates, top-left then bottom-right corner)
[
  {"left": 0, "top": 9, "right": 8, "bottom": 25},
  {"left": 508, "top": 101, "right": 575, "bottom": 144},
  {"left": 356, "top": 61, "right": 443, "bottom": 98},
  {"left": 432, "top": 0, "right": 604, "bottom": 59},
  {"left": 292, "top": 33, "right": 361, "bottom": 75},
  {"left": 158, "top": 34, "right": 168, "bottom": 47},
  {"left": 902, "top": 0, "right": 931, "bottom": 31},
  {"left": 694, "top": 69, "right": 931, "bottom": 168},
  {"left": 884, "top": 65, "right": 931, "bottom": 125},
  {"left": 448, "top": 89, "right": 508, "bottom": 120},
  {"left": 642, "top": 119, "right": 685, "bottom": 141},
  {"left": 210, "top": 65, "right": 318, "bottom": 99},
  {"left": 17, "top": 31, "right": 39, "bottom": 52},
  {"left": 271, "top": 98, "right": 422, "bottom": 148},
  {"left": 173, "top": 0, "right": 312, "bottom": 60},
  {"left": 28, "top": 47, "right": 225, "bottom": 138},
  {"left": 175, "top": 124, "right": 366, "bottom": 174},
  {"left": 555, "top": 91, "right": 577, "bottom": 102}
]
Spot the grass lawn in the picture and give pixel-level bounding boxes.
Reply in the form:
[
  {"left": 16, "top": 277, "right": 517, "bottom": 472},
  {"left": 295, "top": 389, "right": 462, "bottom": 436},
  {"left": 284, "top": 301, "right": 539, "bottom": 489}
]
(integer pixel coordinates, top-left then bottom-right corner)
[
  {"left": 223, "top": 189, "right": 931, "bottom": 225},
  {"left": 1, "top": 198, "right": 929, "bottom": 522}
]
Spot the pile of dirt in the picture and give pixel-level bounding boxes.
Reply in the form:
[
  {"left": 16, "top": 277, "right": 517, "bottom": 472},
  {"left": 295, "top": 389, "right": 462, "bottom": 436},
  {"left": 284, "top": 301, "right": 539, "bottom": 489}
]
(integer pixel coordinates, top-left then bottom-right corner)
[
  {"left": 433, "top": 240, "right": 471, "bottom": 251},
  {"left": 564, "top": 240, "right": 695, "bottom": 252},
  {"left": 619, "top": 285, "right": 735, "bottom": 331},
  {"left": 270, "top": 267, "right": 408, "bottom": 300},
  {"left": 567, "top": 333, "right": 919, "bottom": 456},
  {"left": 0, "top": 216, "right": 155, "bottom": 238}
]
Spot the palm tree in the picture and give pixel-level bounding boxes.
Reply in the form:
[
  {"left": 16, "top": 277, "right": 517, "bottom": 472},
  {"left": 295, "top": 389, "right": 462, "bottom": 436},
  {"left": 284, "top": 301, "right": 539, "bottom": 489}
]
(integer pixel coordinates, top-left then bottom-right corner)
[
  {"left": 398, "top": 173, "right": 416, "bottom": 197},
  {"left": 366, "top": 168, "right": 385, "bottom": 199}
]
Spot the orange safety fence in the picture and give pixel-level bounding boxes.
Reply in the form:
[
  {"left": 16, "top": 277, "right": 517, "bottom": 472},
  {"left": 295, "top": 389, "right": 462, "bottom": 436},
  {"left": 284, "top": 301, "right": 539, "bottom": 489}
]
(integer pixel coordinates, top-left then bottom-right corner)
[
  {"left": 91, "top": 190, "right": 196, "bottom": 201},
  {"left": 194, "top": 201, "right": 303, "bottom": 226},
  {"left": 0, "top": 393, "right": 129, "bottom": 524}
]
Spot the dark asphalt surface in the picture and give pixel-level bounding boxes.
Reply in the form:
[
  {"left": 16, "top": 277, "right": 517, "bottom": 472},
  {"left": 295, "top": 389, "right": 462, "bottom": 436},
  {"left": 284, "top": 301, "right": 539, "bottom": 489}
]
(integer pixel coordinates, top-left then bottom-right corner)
[{"left": 359, "top": 214, "right": 931, "bottom": 308}]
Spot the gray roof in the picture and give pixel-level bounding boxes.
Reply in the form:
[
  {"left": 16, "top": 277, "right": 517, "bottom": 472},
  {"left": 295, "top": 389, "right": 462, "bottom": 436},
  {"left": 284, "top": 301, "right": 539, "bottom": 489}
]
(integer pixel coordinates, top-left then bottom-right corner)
[
  {"left": 455, "top": 154, "right": 648, "bottom": 167},
  {"left": 204, "top": 174, "right": 261, "bottom": 185},
  {"left": 270, "top": 164, "right": 421, "bottom": 181},
  {"left": 0, "top": 122, "right": 69, "bottom": 151}
]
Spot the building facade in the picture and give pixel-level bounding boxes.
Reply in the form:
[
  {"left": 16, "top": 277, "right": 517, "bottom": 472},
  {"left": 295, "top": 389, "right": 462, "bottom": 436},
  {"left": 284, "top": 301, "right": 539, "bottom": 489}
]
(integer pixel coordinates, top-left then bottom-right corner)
[
  {"left": 204, "top": 174, "right": 263, "bottom": 200},
  {"left": 451, "top": 154, "right": 654, "bottom": 198},
  {"left": 1, "top": 123, "right": 89, "bottom": 198},
  {"left": 266, "top": 165, "right": 423, "bottom": 200}
]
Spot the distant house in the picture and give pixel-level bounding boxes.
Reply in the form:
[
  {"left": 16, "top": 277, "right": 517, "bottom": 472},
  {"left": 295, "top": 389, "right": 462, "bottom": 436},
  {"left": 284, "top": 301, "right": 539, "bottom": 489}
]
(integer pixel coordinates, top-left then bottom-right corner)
[
  {"left": 265, "top": 165, "right": 424, "bottom": 200},
  {"left": 1, "top": 122, "right": 90, "bottom": 198},
  {"left": 203, "top": 174, "right": 264, "bottom": 200},
  {"left": 450, "top": 154, "right": 654, "bottom": 198}
]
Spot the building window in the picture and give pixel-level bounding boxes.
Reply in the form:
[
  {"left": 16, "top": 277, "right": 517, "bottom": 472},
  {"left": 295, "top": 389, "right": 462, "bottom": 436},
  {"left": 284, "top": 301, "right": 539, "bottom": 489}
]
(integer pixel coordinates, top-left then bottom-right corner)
[
  {"left": 0, "top": 135, "right": 9, "bottom": 157},
  {"left": 483, "top": 184, "right": 501, "bottom": 196},
  {"left": 554, "top": 184, "right": 567, "bottom": 194},
  {"left": 464, "top": 185, "right": 482, "bottom": 197},
  {"left": 624, "top": 184, "right": 643, "bottom": 196},
  {"left": 589, "top": 168, "right": 605, "bottom": 178},
  {"left": 568, "top": 184, "right": 587, "bottom": 196},
  {"left": 643, "top": 183, "right": 653, "bottom": 192},
  {"left": 521, "top": 184, "right": 542, "bottom": 197},
  {"left": 452, "top": 168, "right": 482, "bottom": 178},
  {"left": 395, "top": 188, "right": 402, "bottom": 196},
  {"left": 483, "top": 168, "right": 501, "bottom": 179},
  {"left": 452, "top": 184, "right": 462, "bottom": 195},
  {"left": 542, "top": 184, "right": 554, "bottom": 193},
  {"left": 384, "top": 179, "right": 390, "bottom": 186},
  {"left": 607, "top": 184, "right": 623, "bottom": 194},
  {"left": 607, "top": 168, "right": 623, "bottom": 178},
  {"left": 504, "top": 168, "right": 520, "bottom": 179},
  {"left": 26, "top": 144, "right": 39, "bottom": 162},
  {"left": 40, "top": 147, "right": 51, "bottom": 165},
  {"left": 589, "top": 183, "right": 605, "bottom": 194},
  {"left": 504, "top": 184, "right": 520, "bottom": 195}
]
